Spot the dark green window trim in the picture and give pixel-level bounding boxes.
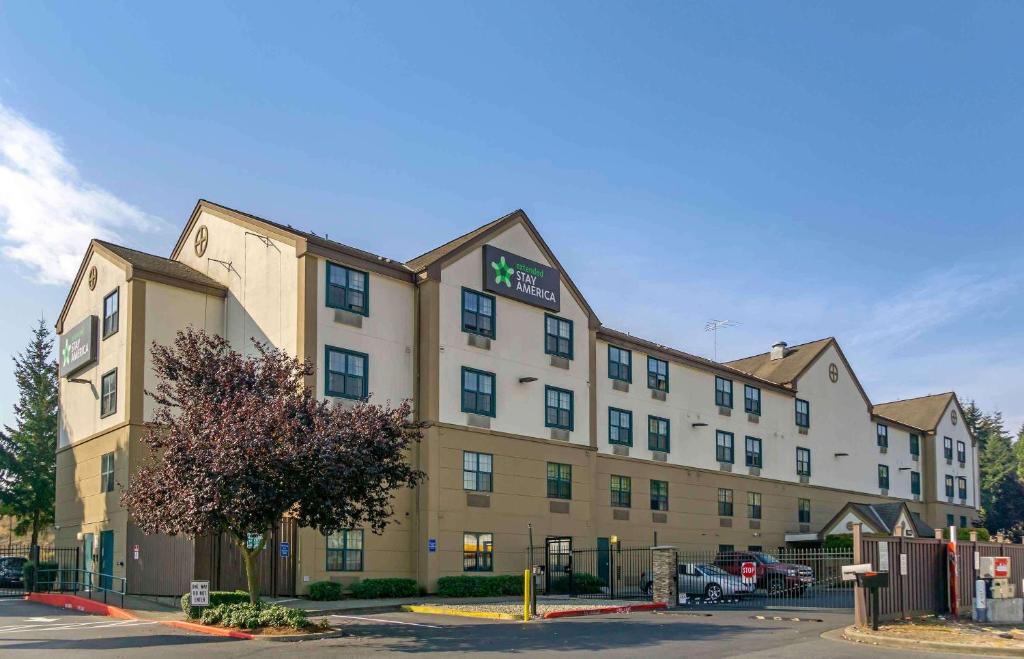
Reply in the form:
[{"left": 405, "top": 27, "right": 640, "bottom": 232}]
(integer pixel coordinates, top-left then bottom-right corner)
[
  {"left": 544, "top": 314, "right": 573, "bottom": 359},
  {"left": 716, "top": 430, "right": 734, "bottom": 464},
  {"left": 960, "top": 515, "right": 967, "bottom": 529},
  {"left": 943, "top": 436, "right": 953, "bottom": 460},
  {"left": 878, "top": 464, "right": 890, "bottom": 490},
  {"left": 647, "top": 356, "right": 669, "bottom": 392},
  {"left": 547, "top": 462, "right": 572, "bottom": 499},
  {"left": 325, "top": 346, "right": 369, "bottom": 400},
  {"left": 100, "top": 369, "right": 117, "bottom": 418},
  {"left": 744, "top": 384, "right": 760, "bottom": 415},
  {"left": 957, "top": 477, "right": 967, "bottom": 499},
  {"left": 795, "top": 398, "right": 810, "bottom": 428},
  {"left": 957, "top": 441, "right": 966, "bottom": 464},
  {"left": 650, "top": 479, "right": 668, "bottom": 511},
  {"left": 463, "top": 451, "right": 493, "bottom": 492},
  {"left": 326, "top": 529, "right": 364, "bottom": 571},
  {"left": 608, "top": 345, "right": 632, "bottom": 383},
  {"left": 796, "top": 447, "right": 811, "bottom": 476},
  {"left": 945, "top": 475, "right": 954, "bottom": 497},
  {"left": 747, "top": 492, "right": 762, "bottom": 520},
  {"left": 910, "top": 471, "right": 921, "bottom": 495},
  {"left": 608, "top": 407, "right": 632, "bottom": 446},
  {"left": 715, "top": 376, "right": 733, "bottom": 408},
  {"left": 909, "top": 433, "right": 920, "bottom": 457},
  {"left": 325, "top": 261, "right": 369, "bottom": 316},
  {"left": 717, "top": 488, "right": 733, "bottom": 517},
  {"left": 744, "top": 436, "right": 762, "bottom": 468},
  {"left": 610, "top": 474, "right": 631, "bottom": 508},
  {"left": 946, "top": 514, "right": 955, "bottom": 527},
  {"left": 461, "top": 367, "right": 496, "bottom": 417},
  {"left": 102, "top": 287, "right": 119, "bottom": 339},
  {"left": 798, "top": 498, "right": 811, "bottom": 524},
  {"left": 545, "top": 386, "right": 574, "bottom": 430},
  {"left": 877, "top": 423, "right": 888, "bottom": 448},
  {"left": 648, "top": 416, "right": 670, "bottom": 452},
  {"left": 463, "top": 532, "right": 493, "bottom": 572},
  {"left": 100, "top": 452, "right": 115, "bottom": 493},
  {"left": 462, "top": 288, "right": 496, "bottom": 339}
]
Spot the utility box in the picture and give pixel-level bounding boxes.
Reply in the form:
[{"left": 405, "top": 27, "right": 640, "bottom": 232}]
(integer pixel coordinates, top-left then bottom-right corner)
[{"left": 991, "top": 579, "right": 1016, "bottom": 599}]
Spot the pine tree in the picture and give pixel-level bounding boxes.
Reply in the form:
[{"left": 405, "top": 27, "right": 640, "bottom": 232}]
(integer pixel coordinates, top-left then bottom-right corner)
[
  {"left": 966, "top": 402, "right": 1024, "bottom": 539},
  {"left": 0, "top": 319, "right": 58, "bottom": 547}
]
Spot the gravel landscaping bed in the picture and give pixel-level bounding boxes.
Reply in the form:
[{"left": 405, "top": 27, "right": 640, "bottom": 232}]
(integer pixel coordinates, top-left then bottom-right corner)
[{"left": 853, "top": 616, "right": 1024, "bottom": 649}]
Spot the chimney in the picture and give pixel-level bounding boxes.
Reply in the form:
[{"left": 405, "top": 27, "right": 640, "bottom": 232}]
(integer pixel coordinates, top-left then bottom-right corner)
[{"left": 770, "top": 341, "right": 788, "bottom": 361}]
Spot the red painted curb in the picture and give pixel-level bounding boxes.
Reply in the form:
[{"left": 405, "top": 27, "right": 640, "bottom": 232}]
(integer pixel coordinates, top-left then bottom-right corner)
[
  {"left": 542, "top": 602, "right": 667, "bottom": 619},
  {"left": 25, "top": 593, "right": 137, "bottom": 620},
  {"left": 161, "top": 620, "right": 255, "bottom": 640}
]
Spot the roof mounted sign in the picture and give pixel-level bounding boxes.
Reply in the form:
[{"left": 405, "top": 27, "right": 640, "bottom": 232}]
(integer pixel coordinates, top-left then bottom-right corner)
[
  {"left": 482, "top": 245, "right": 560, "bottom": 312},
  {"left": 60, "top": 316, "right": 98, "bottom": 378}
]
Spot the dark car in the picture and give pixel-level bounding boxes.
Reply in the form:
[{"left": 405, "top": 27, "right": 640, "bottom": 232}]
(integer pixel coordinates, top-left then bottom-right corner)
[
  {"left": 0, "top": 556, "right": 27, "bottom": 588},
  {"left": 713, "top": 551, "right": 814, "bottom": 596}
]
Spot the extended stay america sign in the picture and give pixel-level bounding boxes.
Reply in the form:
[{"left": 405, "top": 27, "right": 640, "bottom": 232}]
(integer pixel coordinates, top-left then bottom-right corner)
[{"left": 482, "top": 245, "right": 561, "bottom": 312}]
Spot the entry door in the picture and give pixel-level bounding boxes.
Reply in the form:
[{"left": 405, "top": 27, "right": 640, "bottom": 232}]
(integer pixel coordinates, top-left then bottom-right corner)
[
  {"left": 597, "top": 537, "right": 610, "bottom": 586},
  {"left": 99, "top": 531, "right": 114, "bottom": 590},
  {"left": 83, "top": 533, "right": 94, "bottom": 590}
]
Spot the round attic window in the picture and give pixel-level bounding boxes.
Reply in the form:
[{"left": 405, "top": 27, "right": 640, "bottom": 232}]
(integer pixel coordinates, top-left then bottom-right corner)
[
  {"left": 828, "top": 363, "right": 839, "bottom": 383},
  {"left": 194, "top": 225, "right": 209, "bottom": 257},
  {"left": 951, "top": 409, "right": 958, "bottom": 425},
  {"left": 87, "top": 266, "right": 97, "bottom": 291}
]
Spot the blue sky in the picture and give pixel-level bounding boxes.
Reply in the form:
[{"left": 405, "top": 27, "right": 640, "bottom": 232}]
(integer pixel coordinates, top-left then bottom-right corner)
[{"left": 1, "top": 2, "right": 1021, "bottom": 431}]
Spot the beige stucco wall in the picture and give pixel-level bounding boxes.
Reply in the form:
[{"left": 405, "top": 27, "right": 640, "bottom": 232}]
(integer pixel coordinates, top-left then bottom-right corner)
[
  {"left": 142, "top": 281, "right": 225, "bottom": 420},
  {"left": 58, "top": 251, "right": 128, "bottom": 449},
  {"left": 932, "top": 401, "right": 976, "bottom": 506},
  {"left": 437, "top": 222, "right": 592, "bottom": 445},
  {"left": 174, "top": 208, "right": 298, "bottom": 356}
]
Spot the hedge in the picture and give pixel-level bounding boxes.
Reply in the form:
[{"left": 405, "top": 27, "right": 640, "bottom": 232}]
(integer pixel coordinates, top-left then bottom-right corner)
[
  {"left": 22, "top": 561, "right": 59, "bottom": 592},
  {"left": 180, "top": 590, "right": 251, "bottom": 619},
  {"left": 349, "top": 578, "right": 418, "bottom": 599},
  {"left": 199, "top": 602, "right": 309, "bottom": 630},
  {"left": 547, "top": 572, "right": 605, "bottom": 595},
  {"left": 436, "top": 575, "right": 522, "bottom": 597},
  {"left": 307, "top": 580, "right": 344, "bottom": 601}
]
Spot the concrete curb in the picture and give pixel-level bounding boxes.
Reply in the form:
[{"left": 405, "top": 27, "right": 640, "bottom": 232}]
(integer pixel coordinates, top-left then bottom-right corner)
[
  {"left": 543, "top": 602, "right": 667, "bottom": 619},
  {"left": 401, "top": 605, "right": 519, "bottom": 621},
  {"left": 161, "top": 619, "right": 255, "bottom": 640},
  {"left": 25, "top": 593, "right": 138, "bottom": 620},
  {"left": 836, "top": 625, "right": 1024, "bottom": 657}
]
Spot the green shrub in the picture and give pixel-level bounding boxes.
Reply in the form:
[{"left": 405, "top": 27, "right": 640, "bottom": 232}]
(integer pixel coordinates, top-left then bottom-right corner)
[
  {"left": 548, "top": 572, "right": 605, "bottom": 595},
  {"left": 436, "top": 575, "right": 523, "bottom": 597},
  {"left": 823, "top": 534, "right": 853, "bottom": 550},
  {"left": 307, "top": 580, "right": 343, "bottom": 601},
  {"left": 22, "top": 561, "right": 59, "bottom": 592},
  {"left": 199, "top": 602, "right": 308, "bottom": 630},
  {"left": 180, "top": 590, "right": 251, "bottom": 620},
  {"left": 349, "top": 578, "right": 418, "bottom": 599},
  {"left": 942, "top": 527, "right": 991, "bottom": 541}
]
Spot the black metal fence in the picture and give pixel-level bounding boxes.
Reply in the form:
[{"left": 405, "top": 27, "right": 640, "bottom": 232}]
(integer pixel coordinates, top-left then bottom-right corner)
[
  {"left": 0, "top": 545, "right": 81, "bottom": 598},
  {"left": 529, "top": 541, "right": 653, "bottom": 601},
  {"left": 674, "top": 547, "right": 854, "bottom": 610}
]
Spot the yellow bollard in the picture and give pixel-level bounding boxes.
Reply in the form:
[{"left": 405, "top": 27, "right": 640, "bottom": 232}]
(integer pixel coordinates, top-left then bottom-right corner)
[{"left": 523, "top": 569, "right": 530, "bottom": 621}]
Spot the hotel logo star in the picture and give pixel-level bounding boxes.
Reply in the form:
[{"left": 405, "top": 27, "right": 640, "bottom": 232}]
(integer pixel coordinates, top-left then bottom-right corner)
[{"left": 491, "top": 256, "right": 513, "bottom": 287}]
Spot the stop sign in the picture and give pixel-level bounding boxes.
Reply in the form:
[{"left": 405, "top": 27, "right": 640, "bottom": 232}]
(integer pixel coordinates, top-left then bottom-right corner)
[{"left": 741, "top": 561, "right": 756, "bottom": 582}]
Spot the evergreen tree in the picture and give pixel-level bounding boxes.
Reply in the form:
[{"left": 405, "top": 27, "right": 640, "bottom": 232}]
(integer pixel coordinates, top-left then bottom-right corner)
[
  {"left": 0, "top": 319, "right": 58, "bottom": 547},
  {"left": 965, "top": 400, "right": 1024, "bottom": 539}
]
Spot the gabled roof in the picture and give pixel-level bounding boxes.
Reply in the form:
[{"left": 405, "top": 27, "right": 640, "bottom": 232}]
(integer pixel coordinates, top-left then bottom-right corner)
[
  {"left": 724, "top": 338, "right": 833, "bottom": 387},
  {"left": 824, "top": 501, "right": 934, "bottom": 538},
  {"left": 873, "top": 393, "right": 957, "bottom": 434},
  {"left": 597, "top": 327, "right": 793, "bottom": 395},
  {"left": 404, "top": 211, "right": 517, "bottom": 272},
  {"left": 56, "top": 239, "right": 227, "bottom": 333}
]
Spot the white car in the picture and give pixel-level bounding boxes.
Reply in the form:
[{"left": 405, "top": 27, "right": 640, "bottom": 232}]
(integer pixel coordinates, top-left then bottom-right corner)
[{"left": 678, "top": 563, "right": 756, "bottom": 601}]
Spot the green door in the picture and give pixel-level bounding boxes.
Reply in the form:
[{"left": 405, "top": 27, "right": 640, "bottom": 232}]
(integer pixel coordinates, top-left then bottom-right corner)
[
  {"left": 597, "top": 537, "right": 610, "bottom": 586},
  {"left": 83, "top": 533, "right": 94, "bottom": 590},
  {"left": 99, "top": 531, "right": 114, "bottom": 590}
]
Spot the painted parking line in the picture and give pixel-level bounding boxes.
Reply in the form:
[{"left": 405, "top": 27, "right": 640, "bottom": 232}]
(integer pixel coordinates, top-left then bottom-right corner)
[
  {"left": 0, "top": 619, "right": 160, "bottom": 634},
  {"left": 331, "top": 614, "right": 443, "bottom": 629}
]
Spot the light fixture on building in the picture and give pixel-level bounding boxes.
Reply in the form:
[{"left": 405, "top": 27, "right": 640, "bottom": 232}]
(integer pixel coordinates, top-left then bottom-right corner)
[
  {"left": 898, "top": 467, "right": 911, "bottom": 472},
  {"left": 518, "top": 377, "right": 538, "bottom": 384},
  {"left": 691, "top": 422, "right": 708, "bottom": 428},
  {"left": 834, "top": 452, "right": 849, "bottom": 458}
]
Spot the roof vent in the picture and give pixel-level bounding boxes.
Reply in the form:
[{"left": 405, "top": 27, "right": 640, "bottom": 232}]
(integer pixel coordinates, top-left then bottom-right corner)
[{"left": 770, "top": 341, "right": 788, "bottom": 361}]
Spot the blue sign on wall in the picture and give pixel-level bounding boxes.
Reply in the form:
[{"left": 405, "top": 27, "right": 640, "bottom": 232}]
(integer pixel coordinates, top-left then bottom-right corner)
[
  {"left": 279, "top": 541, "right": 290, "bottom": 558},
  {"left": 428, "top": 538, "right": 437, "bottom": 553}
]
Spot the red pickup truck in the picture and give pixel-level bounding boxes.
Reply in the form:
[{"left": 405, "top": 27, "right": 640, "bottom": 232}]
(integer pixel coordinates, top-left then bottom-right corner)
[{"left": 713, "top": 551, "right": 815, "bottom": 595}]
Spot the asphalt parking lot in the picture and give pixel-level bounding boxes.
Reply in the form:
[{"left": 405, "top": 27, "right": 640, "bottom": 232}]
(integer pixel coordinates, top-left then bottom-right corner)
[{"left": 0, "top": 597, "right": 971, "bottom": 658}]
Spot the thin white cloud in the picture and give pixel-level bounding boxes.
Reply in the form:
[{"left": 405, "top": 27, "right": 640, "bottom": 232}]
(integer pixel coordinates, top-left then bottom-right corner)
[{"left": 0, "top": 102, "right": 160, "bottom": 284}]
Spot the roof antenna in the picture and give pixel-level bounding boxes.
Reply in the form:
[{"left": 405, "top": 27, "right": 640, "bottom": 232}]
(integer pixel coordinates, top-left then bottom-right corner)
[{"left": 704, "top": 320, "right": 739, "bottom": 361}]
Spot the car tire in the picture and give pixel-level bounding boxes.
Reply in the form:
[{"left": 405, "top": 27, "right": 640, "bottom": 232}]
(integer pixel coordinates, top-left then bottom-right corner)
[{"left": 704, "top": 583, "right": 723, "bottom": 602}]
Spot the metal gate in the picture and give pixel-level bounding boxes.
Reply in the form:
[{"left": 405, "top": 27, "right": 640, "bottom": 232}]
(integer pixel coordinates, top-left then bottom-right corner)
[
  {"left": 675, "top": 547, "right": 854, "bottom": 610},
  {"left": 535, "top": 541, "right": 653, "bottom": 601},
  {"left": 0, "top": 545, "right": 81, "bottom": 598}
]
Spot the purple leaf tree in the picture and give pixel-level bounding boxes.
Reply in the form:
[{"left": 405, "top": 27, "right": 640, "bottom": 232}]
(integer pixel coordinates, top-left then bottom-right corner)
[{"left": 122, "top": 328, "right": 424, "bottom": 603}]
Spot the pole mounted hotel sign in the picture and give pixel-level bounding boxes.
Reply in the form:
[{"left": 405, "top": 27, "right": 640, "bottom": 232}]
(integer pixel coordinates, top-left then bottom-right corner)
[
  {"left": 482, "top": 245, "right": 561, "bottom": 312},
  {"left": 60, "top": 315, "right": 98, "bottom": 378}
]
